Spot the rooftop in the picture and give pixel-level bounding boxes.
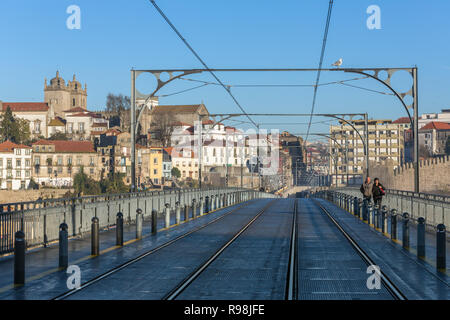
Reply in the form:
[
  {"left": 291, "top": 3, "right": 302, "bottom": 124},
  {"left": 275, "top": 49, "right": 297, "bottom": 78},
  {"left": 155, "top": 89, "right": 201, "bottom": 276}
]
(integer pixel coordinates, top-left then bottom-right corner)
[
  {"left": 32, "top": 140, "right": 96, "bottom": 153},
  {"left": 420, "top": 121, "right": 450, "bottom": 131},
  {"left": 0, "top": 141, "right": 31, "bottom": 153},
  {"left": 1, "top": 102, "right": 49, "bottom": 112}
]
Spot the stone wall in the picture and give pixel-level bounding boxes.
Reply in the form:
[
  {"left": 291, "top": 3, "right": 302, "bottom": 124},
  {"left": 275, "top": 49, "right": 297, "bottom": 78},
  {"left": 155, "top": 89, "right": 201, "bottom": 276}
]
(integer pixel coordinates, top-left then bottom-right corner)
[{"left": 369, "top": 155, "right": 450, "bottom": 194}]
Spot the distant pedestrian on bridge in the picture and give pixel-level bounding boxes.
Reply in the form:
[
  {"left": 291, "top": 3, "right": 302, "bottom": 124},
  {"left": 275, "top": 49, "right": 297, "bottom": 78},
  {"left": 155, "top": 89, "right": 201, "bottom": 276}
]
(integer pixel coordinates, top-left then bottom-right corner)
[
  {"left": 360, "top": 177, "right": 373, "bottom": 202},
  {"left": 372, "top": 178, "right": 385, "bottom": 207}
]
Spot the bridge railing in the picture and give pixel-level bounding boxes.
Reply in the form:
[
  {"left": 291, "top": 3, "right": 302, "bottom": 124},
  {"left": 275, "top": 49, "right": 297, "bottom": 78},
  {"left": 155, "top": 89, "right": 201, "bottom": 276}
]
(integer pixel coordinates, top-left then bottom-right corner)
[
  {"left": 330, "top": 187, "right": 450, "bottom": 228},
  {"left": 0, "top": 187, "right": 276, "bottom": 255}
]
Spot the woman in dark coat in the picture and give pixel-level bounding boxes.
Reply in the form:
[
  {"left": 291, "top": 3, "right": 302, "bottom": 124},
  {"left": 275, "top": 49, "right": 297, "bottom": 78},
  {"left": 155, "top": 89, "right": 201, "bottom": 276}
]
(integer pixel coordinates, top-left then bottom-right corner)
[{"left": 372, "top": 178, "right": 385, "bottom": 207}]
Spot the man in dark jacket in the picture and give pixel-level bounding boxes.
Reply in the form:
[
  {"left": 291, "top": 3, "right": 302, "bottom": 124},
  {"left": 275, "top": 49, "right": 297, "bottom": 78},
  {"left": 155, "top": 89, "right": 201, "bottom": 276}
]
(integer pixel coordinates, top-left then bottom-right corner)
[
  {"left": 360, "top": 177, "right": 373, "bottom": 202},
  {"left": 372, "top": 178, "right": 385, "bottom": 207}
]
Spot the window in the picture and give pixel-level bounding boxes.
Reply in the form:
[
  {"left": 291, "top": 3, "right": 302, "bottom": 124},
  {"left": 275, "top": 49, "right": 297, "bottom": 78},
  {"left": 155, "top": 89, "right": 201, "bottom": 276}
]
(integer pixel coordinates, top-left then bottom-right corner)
[
  {"left": 57, "top": 156, "right": 63, "bottom": 166},
  {"left": 7, "top": 159, "right": 12, "bottom": 169},
  {"left": 90, "top": 168, "right": 94, "bottom": 174},
  {"left": 25, "top": 170, "right": 30, "bottom": 178},
  {"left": 16, "top": 159, "right": 21, "bottom": 167},
  {"left": 48, "top": 167, "right": 52, "bottom": 174},
  {"left": 73, "top": 98, "right": 76, "bottom": 106},
  {"left": 25, "top": 149, "right": 30, "bottom": 155},
  {"left": 67, "top": 157, "right": 72, "bottom": 165},
  {"left": 90, "top": 157, "right": 94, "bottom": 166},
  {"left": 153, "top": 169, "right": 157, "bottom": 175},
  {"left": 16, "top": 170, "right": 21, "bottom": 178},
  {"left": 153, "top": 158, "right": 157, "bottom": 164},
  {"left": 57, "top": 167, "right": 63, "bottom": 174},
  {"left": 35, "top": 121, "right": 41, "bottom": 134},
  {"left": 0, "top": 159, "right": 2, "bottom": 167},
  {"left": 15, "top": 149, "right": 21, "bottom": 155},
  {"left": 79, "top": 122, "right": 85, "bottom": 133},
  {"left": 77, "top": 157, "right": 82, "bottom": 165}
]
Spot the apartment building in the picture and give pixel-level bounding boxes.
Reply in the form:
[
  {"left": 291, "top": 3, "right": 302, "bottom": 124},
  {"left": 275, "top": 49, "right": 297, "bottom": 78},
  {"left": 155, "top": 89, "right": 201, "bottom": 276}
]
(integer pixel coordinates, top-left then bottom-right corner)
[
  {"left": 419, "top": 121, "right": 450, "bottom": 156},
  {"left": 31, "top": 140, "right": 98, "bottom": 187},
  {"left": 329, "top": 119, "right": 405, "bottom": 186},
  {"left": 0, "top": 141, "right": 32, "bottom": 190}
]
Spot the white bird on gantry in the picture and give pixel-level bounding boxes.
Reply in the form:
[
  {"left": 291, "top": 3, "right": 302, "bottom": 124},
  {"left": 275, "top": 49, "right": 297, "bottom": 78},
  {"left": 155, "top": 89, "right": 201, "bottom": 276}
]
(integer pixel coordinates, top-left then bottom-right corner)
[{"left": 332, "top": 58, "right": 343, "bottom": 68}]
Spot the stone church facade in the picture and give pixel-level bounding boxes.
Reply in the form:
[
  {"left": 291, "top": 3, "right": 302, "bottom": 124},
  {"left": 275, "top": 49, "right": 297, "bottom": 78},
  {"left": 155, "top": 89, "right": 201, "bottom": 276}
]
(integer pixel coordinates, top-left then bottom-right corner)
[{"left": 44, "top": 71, "right": 87, "bottom": 118}]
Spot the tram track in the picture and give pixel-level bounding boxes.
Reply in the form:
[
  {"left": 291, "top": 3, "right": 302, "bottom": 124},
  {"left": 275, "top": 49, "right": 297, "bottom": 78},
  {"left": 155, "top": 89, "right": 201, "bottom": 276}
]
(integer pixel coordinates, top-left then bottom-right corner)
[
  {"left": 312, "top": 199, "right": 407, "bottom": 300},
  {"left": 52, "top": 199, "right": 260, "bottom": 300}
]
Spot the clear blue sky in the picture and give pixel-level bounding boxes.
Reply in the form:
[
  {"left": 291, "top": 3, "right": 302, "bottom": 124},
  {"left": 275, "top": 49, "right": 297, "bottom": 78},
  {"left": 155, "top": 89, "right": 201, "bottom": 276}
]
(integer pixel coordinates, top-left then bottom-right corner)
[{"left": 1, "top": 0, "right": 449, "bottom": 136}]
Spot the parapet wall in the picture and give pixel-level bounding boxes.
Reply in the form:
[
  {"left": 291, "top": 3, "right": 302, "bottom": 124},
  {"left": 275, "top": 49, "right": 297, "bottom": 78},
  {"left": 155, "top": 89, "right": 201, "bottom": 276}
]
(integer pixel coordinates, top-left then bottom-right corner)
[{"left": 371, "top": 155, "right": 450, "bottom": 194}]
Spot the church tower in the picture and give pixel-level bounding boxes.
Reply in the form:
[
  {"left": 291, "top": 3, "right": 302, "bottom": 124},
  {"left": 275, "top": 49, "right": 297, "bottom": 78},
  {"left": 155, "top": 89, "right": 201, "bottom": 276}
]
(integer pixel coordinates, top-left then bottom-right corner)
[{"left": 44, "top": 71, "right": 87, "bottom": 118}]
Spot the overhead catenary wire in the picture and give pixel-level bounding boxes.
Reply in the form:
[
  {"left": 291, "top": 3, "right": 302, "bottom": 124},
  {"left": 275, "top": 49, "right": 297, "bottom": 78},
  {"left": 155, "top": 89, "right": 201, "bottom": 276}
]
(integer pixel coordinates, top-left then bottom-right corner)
[
  {"left": 149, "top": 0, "right": 259, "bottom": 128},
  {"left": 305, "top": 0, "right": 335, "bottom": 143}
]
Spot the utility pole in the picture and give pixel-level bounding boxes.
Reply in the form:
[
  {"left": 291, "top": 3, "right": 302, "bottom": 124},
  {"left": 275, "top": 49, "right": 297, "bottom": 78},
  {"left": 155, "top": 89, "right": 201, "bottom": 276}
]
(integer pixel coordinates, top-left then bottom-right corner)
[
  {"left": 364, "top": 113, "right": 370, "bottom": 179},
  {"left": 345, "top": 126, "right": 349, "bottom": 186},
  {"left": 240, "top": 142, "right": 244, "bottom": 188},
  {"left": 130, "top": 70, "right": 136, "bottom": 192},
  {"left": 198, "top": 114, "right": 204, "bottom": 189},
  {"left": 225, "top": 134, "right": 229, "bottom": 187},
  {"left": 413, "top": 67, "right": 419, "bottom": 193},
  {"left": 256, "top": 124, "right": 261, "bottom": 190}
]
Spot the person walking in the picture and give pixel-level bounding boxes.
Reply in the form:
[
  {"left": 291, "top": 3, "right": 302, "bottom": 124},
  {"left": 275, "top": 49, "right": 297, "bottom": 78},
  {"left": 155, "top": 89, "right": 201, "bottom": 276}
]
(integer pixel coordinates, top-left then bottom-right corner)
[
  {"left": 372, "top": 178, "right": 385, "bottom": 207},
  {"left": 360, "top": 177, "right": 373, "bottom": 203}
]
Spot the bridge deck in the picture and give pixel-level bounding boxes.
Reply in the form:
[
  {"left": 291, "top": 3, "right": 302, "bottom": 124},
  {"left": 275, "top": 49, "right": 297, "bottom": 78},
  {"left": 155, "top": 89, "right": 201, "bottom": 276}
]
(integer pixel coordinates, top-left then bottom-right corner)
[{"left": 0, "top": 198, "right": 448, "bottom": 300}]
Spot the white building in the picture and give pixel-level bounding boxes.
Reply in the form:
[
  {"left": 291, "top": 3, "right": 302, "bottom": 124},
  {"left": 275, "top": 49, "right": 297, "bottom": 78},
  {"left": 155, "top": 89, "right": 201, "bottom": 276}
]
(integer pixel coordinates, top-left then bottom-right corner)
[
  {"left": 0, "top": 102, "right": 49, "bottom": 139},
  {"left": 419, "top": 109, "right": 450, "bottom": 129},
  {"left": 0, "top": 141, "right": 32, "bottom": 190},
  {"left": 64, "top": 108, "right": 109, "bottom": 140}
]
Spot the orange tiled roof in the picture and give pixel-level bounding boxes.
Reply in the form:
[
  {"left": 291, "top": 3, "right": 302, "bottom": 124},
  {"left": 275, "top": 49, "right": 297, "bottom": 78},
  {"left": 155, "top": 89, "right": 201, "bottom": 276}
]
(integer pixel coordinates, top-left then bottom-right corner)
[
  {"left": 32, "top": 140, "right": 95, "bottom": 153},
  {"left": 63, "top": 107, "right": 88, "bottom": 113},
  {"left": 420, "top": 121, "right": 450, "bottom": 131},
  {"left": 2, "top": 102, "right": 49, "bottom": 112},
  {"left": 0, "top": 141, "right": 31, "bottom": 152},
  {"left": 393, "top": 117, "right": 411, "bottom": 124}
]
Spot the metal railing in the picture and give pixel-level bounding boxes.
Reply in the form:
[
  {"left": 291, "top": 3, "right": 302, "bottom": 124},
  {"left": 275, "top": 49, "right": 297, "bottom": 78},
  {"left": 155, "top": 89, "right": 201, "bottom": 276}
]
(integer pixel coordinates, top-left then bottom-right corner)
[
  {"left": 332, "top": 187, "right": 450, "bottom": 228},
  {"left": 0, "top": 187, "right": 274, "bottom": 255}
]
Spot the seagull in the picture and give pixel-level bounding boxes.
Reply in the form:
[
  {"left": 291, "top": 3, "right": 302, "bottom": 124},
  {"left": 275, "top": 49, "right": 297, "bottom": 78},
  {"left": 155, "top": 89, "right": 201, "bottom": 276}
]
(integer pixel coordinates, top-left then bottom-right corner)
[{"left": 332, "top": 58, "right": 343, "bottom": 68}]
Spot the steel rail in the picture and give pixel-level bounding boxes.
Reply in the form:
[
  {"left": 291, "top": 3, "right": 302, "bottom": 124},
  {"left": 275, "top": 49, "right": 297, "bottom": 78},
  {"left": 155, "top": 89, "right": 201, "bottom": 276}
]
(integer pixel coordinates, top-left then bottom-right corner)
[
  {"left": 285, "top": 199, "right": 299, "bottom": 300},
  {"left": 312, "top": 199, "right": 407, "bottom": 300},
  {"left": 52, "top": 200, "right": 255, "bottom": 300},
  {"left": 163, "top": 199, "right": 276, "bottom": 300}
]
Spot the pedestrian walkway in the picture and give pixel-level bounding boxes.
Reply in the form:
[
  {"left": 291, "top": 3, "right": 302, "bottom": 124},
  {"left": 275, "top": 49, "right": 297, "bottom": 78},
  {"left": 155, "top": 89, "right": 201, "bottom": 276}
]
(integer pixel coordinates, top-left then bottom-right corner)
[
  {"left": 316, "top": 198, "right": 449, "bottom": 299},
  {"left": 0, "top": 201, "right": 251, "bottom": 299}
]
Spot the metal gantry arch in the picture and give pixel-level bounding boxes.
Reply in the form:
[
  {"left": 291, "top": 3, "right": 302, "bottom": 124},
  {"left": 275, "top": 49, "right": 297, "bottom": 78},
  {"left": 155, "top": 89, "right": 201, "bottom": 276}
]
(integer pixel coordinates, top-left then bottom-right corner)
[{"left": 130, "top": 67, "right": 419, "bottom": 192}]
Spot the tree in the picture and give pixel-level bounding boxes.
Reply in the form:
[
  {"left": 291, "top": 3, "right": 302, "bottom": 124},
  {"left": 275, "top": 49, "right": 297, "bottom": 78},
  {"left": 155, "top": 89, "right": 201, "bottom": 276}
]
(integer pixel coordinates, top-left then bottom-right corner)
[
  {"left": 106, "top": 93, "right": 130, "bottom": 131},
  {"left": 73, "top": 167, "right": 101, "bottom": 195},
  {"left": 0, "top": 107, "right": 31, "bottom": 144},
  {"left": 171, "top": 167, "right": 181, "bottom": 179},
  {"left": 446, "top": 136, "right": 450, "bottom": 155},
  {"left": 100, "top": 172, "right": 129, "bottom": 194},
  {"left": 49, "top": 131, "right": 69, "bottom": 140},
  {"left": 150, "top": 113, "right": 175, "bottom": 147},
  {"left": 0, "top": 106, "right": 16, "bottom": 142},
  {"left": 419, "top": 145, "right": 432, "bottom": 159},
  {"left": 16, "top": 117, "right": 31, "bottom": 144}
]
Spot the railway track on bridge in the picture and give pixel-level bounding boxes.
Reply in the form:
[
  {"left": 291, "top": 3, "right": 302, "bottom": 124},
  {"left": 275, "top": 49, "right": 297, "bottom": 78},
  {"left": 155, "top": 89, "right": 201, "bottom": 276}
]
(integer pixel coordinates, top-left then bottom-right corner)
[
  {"left": 53, "top": 198, "right": 301, "bottom": 300},
  {"left": 52, "top": 199, "right": 260, "bottom": 300},
  {"left": 311, "top": 199, "right": 407, "bottom": 300}
]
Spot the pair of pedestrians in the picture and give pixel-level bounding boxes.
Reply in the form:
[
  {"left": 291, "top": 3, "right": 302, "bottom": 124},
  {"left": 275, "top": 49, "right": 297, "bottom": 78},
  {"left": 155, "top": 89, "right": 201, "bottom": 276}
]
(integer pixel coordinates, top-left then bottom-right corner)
[{"left": 360, "top": 177, "right": 385, "bottom": 206}]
